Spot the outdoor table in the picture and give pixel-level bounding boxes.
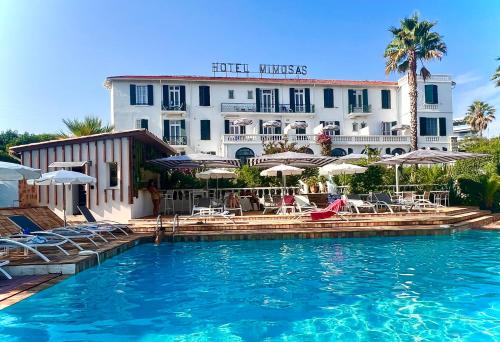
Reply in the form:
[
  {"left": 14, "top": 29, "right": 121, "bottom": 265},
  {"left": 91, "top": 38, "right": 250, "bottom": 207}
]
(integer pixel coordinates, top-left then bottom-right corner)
[{"left": 431, "top": 190, "right": 449, "bottom": 206}]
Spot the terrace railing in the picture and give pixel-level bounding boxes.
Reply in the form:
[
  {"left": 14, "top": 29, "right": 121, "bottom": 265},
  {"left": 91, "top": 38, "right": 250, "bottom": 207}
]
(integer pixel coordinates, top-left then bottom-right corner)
[
  {"left": 220, "top": 103, "right": 315, "bottom": 113},
  {"left": 163, "top": 136, "right": 187, "bottom": 145},
  {"left": 348, "top": 104, "right": 372, "bottom": 113}
]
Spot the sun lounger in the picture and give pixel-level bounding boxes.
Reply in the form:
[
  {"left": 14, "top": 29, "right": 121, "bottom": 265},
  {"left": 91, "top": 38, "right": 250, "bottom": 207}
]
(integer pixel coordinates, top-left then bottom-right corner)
[
  {"left": 346, "top": 194, "right": 377, "bottom": 213},
  {"left": 310, "top": 199, "right": 348, "bottom": 221},
  {"left": 294, "top": 195, "right": 317, "bottom": 212},
  {"left": 223, "top": 197, "right": 243, "bottom": 216},
  {"left": 261, "top": 195, "right": 281, "bottom": 214},
  {"left": 0, "top": 259, "right": 12, "bottom": 279},
  {"left": 192, "top": 198, "right": 224, "bottom": 216},
  {"left": 8, "top": 215, "right": 104, "bottom": 248},
  {"left": 371, "top": 192, "right": 411, "bottom": 213},
  {"left": 0, "top": 235, "right": 70, "bottom": 262},
  {"left": 78, "top": 205, "right": 130, "bottom": 236}
]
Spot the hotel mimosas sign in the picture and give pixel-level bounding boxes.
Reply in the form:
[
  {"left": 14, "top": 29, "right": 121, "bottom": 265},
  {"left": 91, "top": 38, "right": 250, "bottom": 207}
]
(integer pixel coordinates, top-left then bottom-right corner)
[{"left": 212, "top": 62, "right": 308, "bottom": 76}]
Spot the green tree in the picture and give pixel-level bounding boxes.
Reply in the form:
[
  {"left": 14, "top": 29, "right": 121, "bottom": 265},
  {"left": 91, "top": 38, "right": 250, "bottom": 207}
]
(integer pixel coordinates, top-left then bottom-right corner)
[
  {"left": 0, "top": 130, "right": 58, "bottom": 163},
  {"left": 60, "top": 116, "right": 113, "bottom": 137},
  {"left": 465, "top": 101, "right": 496, "bottom": 137},
  {"left": 492, "top": 57, "right": 500, "bottom": 87},
  {"left": 262, "top": 138, "right": 310, "bottom": 154},
  {"left": 384, "top": 13, "right": 447, "bottom": 150}
]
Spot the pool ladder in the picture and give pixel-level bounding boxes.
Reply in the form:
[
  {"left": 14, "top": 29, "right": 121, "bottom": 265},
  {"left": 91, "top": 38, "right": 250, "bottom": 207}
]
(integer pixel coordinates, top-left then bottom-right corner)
[{"left": 154, "top": 214, "right": 179, "bottom": 244}]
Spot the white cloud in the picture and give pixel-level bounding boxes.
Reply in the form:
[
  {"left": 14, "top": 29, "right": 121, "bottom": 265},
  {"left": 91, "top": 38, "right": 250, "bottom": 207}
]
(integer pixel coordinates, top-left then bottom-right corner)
[{"left": 454, "top": 72, "right": 482, "bottom": 85}]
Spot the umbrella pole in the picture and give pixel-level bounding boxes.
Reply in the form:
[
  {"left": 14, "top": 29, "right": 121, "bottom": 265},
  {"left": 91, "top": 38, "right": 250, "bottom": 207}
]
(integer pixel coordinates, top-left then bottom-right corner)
[
  {"left": 216, "top": 178, "right": 219, "bottom": 200},
  {"left": 395, "top": 165, "right": 400, "bottom": 193},
  {"left": 63, "top": 185, "right": 67, "bottom": 227}
]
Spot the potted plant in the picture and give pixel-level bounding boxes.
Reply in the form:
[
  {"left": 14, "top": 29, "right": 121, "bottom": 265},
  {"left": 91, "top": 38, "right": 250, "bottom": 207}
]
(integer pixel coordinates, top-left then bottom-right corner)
[{"left": 306, "top": 176, "right": 319, "bottom": 193}]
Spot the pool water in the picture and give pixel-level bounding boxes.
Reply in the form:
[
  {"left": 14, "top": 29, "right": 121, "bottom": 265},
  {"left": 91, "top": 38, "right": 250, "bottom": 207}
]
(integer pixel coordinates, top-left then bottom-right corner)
[{"left": 1, "top": 230, "right": 500, "bottom": 341}]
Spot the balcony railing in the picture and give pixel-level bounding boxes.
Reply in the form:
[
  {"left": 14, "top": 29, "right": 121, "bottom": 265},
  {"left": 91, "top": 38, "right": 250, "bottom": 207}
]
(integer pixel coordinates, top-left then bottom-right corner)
[
  {"left": 220, "top": 103, "right": 314, "bottom": 113},
  {"left": 163, "top": 136, "right": 187, "bottom": 145},
  {"left": 222, "top": 134, "right": 411, "bottom": 145},
  {"left": 422, "top": 103, "right": 439, "bottom": 110},
  {"left": 162, "top": 102, "right": 186, "bottom": 111},
  {"left": 348, "top": 104, "right": 372, "bottom": 113}
]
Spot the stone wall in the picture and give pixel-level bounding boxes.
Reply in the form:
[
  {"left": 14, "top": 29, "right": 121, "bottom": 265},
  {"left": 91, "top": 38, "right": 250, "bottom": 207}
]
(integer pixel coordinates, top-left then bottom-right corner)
[{"left": 18, "top": 180, "right": 38, "bottom": 208}]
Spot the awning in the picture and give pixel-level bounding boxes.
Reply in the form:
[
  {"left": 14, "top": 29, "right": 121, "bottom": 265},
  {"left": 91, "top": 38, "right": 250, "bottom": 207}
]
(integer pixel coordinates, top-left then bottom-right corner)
[{"left": 49, "top": 161, "right": 91, "bottom": 168}]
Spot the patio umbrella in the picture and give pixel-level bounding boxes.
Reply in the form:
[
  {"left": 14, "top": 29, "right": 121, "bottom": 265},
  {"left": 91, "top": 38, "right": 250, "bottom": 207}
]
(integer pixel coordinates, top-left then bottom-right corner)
[
  {"left": 319, "top": 163, "right": 367, "bottom": 186},
  {"left": 196, "top": 168, "right": 236, "bottom": 199},
  {"left": 289, "top": 121, "right": 308, "bottom": 129},
  {"left": 31, "top": 170, "right": 96, "bottom": 226},
  {"left": 262, "top": 120, "right": 282, "bottom": 128},
  {"left": 232, "top": 119, "right": 253, "bottom": 126},
  {"left": 149, "top": 153, "right": 240, "bottom": 169},
  {"left": 260, "top": 164, "right": 304, "bottom": 190},
  {"left": 0, "top": 161, "right": 41, "bottom": 181},
  {"left": 391, "top": 124, "right": 410, "bottom": 132},
  {"left": 323, "top": 124, "right": 340, "bottom": 131},
  {"left": 249, "top": 151, "right": 335, "bottom": 168},
  {"left": 374, "top": 149, "right": 490, "bottom": 192},
  {"left": 336, "top": 153, "right": 367, "bottom": 163}
]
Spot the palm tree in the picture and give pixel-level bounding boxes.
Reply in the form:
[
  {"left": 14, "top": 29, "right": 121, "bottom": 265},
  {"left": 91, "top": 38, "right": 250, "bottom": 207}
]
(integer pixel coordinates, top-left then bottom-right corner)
[
  {"left": 493, "top": 57, "right": 500, "bottom": 87},
  {"left": 465, "top": 101, "right": 496, "bottom": 137},
  {"left": 60, "top": 116, "right": 114, "bottom": 137},
  {"left": 384, "top": 13, "right": 447, "bottom": 150}
]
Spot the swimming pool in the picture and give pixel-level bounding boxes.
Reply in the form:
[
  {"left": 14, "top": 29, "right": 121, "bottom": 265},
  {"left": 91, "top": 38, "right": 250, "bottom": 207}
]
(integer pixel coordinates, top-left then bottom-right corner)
[{"left": 1, "top": 230, "right": 499, "bottom": 341}]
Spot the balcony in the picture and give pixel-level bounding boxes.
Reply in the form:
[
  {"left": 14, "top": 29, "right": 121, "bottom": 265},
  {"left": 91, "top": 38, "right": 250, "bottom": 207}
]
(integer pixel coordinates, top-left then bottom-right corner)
[
  {"left": 220, "top": 103, "right": 315, "bottom": 113},
  {"left": 347, "top": 104, "right": 372, "bottom": 119},
  {"left": 163, "top": 136, "right": 187, "bottom": 146},
  {"left": 421, "top": 103, "right": 439, "bottom": 111},
  {"left": 222, "top": 134, "right": 411, "bottom": 145},
  {"left": 161, "top": 102, "right": 186, "bottom": 112}
]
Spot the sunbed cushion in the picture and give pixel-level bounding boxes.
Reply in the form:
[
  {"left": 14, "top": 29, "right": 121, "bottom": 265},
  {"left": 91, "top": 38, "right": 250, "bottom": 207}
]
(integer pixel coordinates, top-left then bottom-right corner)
[
  {"left": 78, "top": 206, "right": 97, "bottom": 223},
  {"left": 8, "top": 215, "right": 42, "bottom": 234}
]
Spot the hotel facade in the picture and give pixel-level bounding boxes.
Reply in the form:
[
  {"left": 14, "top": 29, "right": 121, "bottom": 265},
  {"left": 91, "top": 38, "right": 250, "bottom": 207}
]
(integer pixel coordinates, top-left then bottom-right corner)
[{"left": 105, "top": 72, "right": 457, "bottom": 163}]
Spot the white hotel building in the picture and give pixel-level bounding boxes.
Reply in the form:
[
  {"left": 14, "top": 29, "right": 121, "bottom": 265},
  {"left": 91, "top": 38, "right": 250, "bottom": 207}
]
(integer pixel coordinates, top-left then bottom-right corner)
[{"left": 105, "top": 73, "right": 457, "bottom": 163}]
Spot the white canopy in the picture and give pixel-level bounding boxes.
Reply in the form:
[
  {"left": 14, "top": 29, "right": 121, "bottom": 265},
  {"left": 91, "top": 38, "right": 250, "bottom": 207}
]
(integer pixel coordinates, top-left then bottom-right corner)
[
  {"left": 319, "top": 163, "right": 367, "bottom": 176},
  {"left": 290, "top": 121, "right": 308, "bottom": 129},
  {"left": 336, "top": 153, "right": 367, "bottom": 163},
  {"left": 196, "top": 169, "right": 236, "bottom": 180},
  {"left": 260, "top": 164, "right": 304, "bottom": 177},
  {"left": 391, "top": 124, "right": 410, "bottom": 131},
  {"left": 149, "top": 153, "right": 240, "bottom": 169},
  {"left": 262, "top": 120, "right": 282, "bottom": 128},
  {"left": 32, "top": 170, "right": 96, "bottom": 185},
  {"left": 232, "top": 119, "right": 253, "bottom": 126},
  {"left": 323, "top": 124, "right": 340, "bottom": 131},
  {"left": 0, "top": 161, "right": 41, "bottom": 181}
]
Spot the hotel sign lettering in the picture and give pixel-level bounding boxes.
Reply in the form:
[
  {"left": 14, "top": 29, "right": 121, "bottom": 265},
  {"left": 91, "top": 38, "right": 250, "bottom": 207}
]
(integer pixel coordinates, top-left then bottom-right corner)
[{"left": 212, "top": 62, "right": 308, "bottom": 76}]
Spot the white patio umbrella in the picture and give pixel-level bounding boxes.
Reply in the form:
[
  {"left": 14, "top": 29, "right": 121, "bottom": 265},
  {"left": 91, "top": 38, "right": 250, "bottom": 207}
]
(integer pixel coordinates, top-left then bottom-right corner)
[
  {"left": 249, "top": 151, "right": 335, "bottom": 168},
  {"left": 262, "top": 120, "right": 282, "bottom": 128},
  {"left": 232, "top": 118, "right": 253, "bottom": 126},
  {"left": 196, "top": 168, "right": 236, "bottom": 199},
  {"left": 374, "top": 149, "right": 490, "bottom": 192},
  {"left": 149, "top": 153, "right": 240, "bottom": 169},
  {"left": 260, "top": 164, "right": 304, "bottom": 190},
  {"left": 31, "top": 170, "right": 96, "bottom": 226},
  {"left": 290, "top": 121, "right": 308, "bottom": 129},
  {"left": 336, "top": 153, "right": 368, "bottom": 163},
  {"left": 391, "top": 124, "right": 410, "bottom": 132},
  {"left": 0, "top": 161, "right": 41, "bottom": 181},
  {"left": 319, "top": 163, "right": 367, "bottom": 186},
  {"left": 323, "top": 124, "right": 340, "bottom": 131}
]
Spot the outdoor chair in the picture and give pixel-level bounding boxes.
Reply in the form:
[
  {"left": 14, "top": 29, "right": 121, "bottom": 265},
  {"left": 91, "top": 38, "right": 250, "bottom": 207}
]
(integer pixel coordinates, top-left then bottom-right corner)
[
  {"left": 78, "top": 205, "right": 130, "bottom": 237},
  {"left": 261, "top": 195, "right": 281, "bottom": 214},
  {"left": 309, "top": 199, "right": 348, "bottom": 221},
  {"left": 371, "top": 192, "right": 410, "bottom": 213},
  {"left": 346, "top": 194, "right": 377, "bottom": 213},
  {"left": 294, "top": 195, "right": 317, "bottom": 212},
  {"left": 224, "top": 196, "right": 243, "bottom": 216},
  {"left": 192, "top": 197, "right": 224, "bottom": 216},
  {"left": 0, "top": 259, "right": 12, "bottom": 279}
]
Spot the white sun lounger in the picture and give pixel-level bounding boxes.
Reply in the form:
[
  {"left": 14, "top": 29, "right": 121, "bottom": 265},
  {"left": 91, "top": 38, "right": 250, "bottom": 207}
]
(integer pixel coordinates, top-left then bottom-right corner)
[
  {"left": 0, "top": 235, "right": 70, "bottom": 262},
  {"left": 78, "top": 206, "right": 130, "bottom": 236},
  {"left": 0, "top": 260, "right": 12, "bottom": 279}
]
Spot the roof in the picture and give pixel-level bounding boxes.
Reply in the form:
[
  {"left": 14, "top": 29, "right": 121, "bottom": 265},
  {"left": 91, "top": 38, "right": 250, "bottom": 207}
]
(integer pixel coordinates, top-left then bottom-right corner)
[
  {"left": 105, "top": 75, "right": 398, "bottom": 88},
  {"left": 9, "top": 129, "right": 177, "bottom": 155}
]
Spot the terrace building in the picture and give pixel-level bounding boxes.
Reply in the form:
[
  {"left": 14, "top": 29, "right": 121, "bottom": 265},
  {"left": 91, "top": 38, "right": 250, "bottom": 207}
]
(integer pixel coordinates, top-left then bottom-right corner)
[
  {"left": 105, "top": 73, "right": 457, "bottom": 163},
  {"left": 453, "top": 117, "right": 477, "bottom": 140}
]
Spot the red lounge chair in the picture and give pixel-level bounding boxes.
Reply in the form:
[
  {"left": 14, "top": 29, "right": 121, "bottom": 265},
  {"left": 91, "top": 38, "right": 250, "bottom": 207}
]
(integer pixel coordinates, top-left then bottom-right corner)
[{"left": 310, "top": 199, "right": 347, "bottom": 221}]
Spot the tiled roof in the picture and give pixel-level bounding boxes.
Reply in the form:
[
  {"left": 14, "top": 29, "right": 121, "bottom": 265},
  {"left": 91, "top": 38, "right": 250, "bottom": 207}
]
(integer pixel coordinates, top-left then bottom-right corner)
[{"left": 105, "top": 75, "right": 398, "bottom": 87}]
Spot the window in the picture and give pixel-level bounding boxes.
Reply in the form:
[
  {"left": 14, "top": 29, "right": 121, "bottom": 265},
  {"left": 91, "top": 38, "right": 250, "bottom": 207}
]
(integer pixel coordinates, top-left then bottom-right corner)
[
  {"left": 324, "top": 88, "right": 334, "bottom": 108},
  {"left": 200, "top": 120, "right": 211, "bottom": 140},
  {"left": 169, "top": 86, "right": 181, "bottom": 107},
  {"left": 261, "top": 89, "right": 275, "bottom": 112},
  {"left": 348, "top": 89, "right": 368, "bottom": 112},
  {"left": 135, "top": 119, "right": 148, "bottom": 130},
  {"left": 425, "top": 84, "right": 438, "bottom": 104},
  {"left": 331, "top": 148, "right": 347, "bottom": 157},
  {"left": 294, "top": 88, "right": 305, "bottom": 112},
  {"left": 229, "top": 121, "right": 243, "bottom": 134},
  {"left": 419, "top": 117, "right": 438, "bottom": 136},
  {"left": 199, "top": 86, "right": 210, "bottom": 106},
  {"left": 235, "top": 148, "right": 255, "bottom": 165},
  {"left": 136, "top": 85, "right": 148, "bottom": 105},
  {"left": 228, "top": 90, "right": 235, "bottom": 99},
  {"left": 295, "top": 121, "right": 307, "bottom": 135},
  {"left": 352, "top": 122, "right": 359, "bottom": 132},
  {"left": 263, "top": 126, "right": 277, "bottom": 135},
  {"left": 381, "top": 90, "right": 391, "bottom": 109},
  {"left": 360, "top": 122, "right": 367, "bottom": 129},
  {"left": 392, "top": 148, "right": 405, "bottom": 155},
  {"left": 247, "top": 90, "right": 253, "bottom": 99},
  {"left": 108, "top": 162, "right": 118, "bottom": 188},
  {"left": 170, "top": 120, "right": 182, "bottom": 138}
]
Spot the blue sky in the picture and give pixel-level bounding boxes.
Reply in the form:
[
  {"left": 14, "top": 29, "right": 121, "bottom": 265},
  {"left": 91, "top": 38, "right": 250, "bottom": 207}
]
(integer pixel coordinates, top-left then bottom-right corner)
[{"left": 0, "top": 0, "right": 499, "bottom": 136}]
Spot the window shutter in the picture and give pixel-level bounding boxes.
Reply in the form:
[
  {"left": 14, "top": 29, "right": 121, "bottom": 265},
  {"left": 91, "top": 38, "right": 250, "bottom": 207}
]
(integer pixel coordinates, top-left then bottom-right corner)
[
  {"left": 439, "top": 117, "right": 446, "bottom": 136},
  {"left": 274, "top": 89, "right": 279, "bottom": 112},
  {"left": 180, "top": 120, "right": 186, "bottom": 137},
  {"left": 324, "top": 88, "right": 334, "bottom": 108},
  {"left": 199, "top": 86, "right": 210, "bottom": 106},
  {"left": 206, "top": 86, "right": 211, "bottom": 106},
  {"left": 433, "top": 85, "right": 439, "bottom": 104},
  {"left": 163, "top": 120, "right": 170, "bottom": 141},
  {"left": 381, "top": 90, "right": 391, "bottom": 109},
  {"left": 305, "top": 88, "right": 311, "bottom": 112},
  {"left": 362, "top": 89, "right": 368, "bottom": 110},
  {"left": 130, "top": 84, "right": 136, "bottom": 105},
  {"left": 348, "top": 89, "right": 355, "bottom": 110},
  {"left": 275, "top": 120, "right": 282, "bottom": 134},
  {"left": 224, "top": 120, "right": 230, "bottom": 134},
  {"left": 419, "top": 117, "right": 427, "bottom": 136},
  {"left": 255, "top": 88, "right": 261, "bottom": 112},
  {"left": 289, "top": 88, "right": 295, "bottom": 112},
  {"left": 147, "top": 85, "right": 154, "bottom": 105},
  {"left": 320, "top": 121, "right": 325, "bottom": 126},
  {"left": 386, "top": 148, "right": 391, "bottom": 154},
  {"left": 386, "top": 90, "right": 391, "bottom": 108},
  {"left": 180, "top": 86, "right": 186, "bottom": 110},
  {"left": 141, "top": 119, "right": 148, "bottom": 130},
  {"left": 391, "top": 121, "right": 397, "bottom": 136},
  {"left": 348, "top": 148, "right": 353, "bottom": 154},
  {"left": 259, "top": 120, "right": 263, "bottom": 134},
  {"left": 200, "top": 120, "right": 210, "bottom": 140},
  {"left": 334, "top": 121, "right": 340, "bottom": 135},
  {"left": 425, "top": 85, "right": 433, "bottom": 104},
  {"left": 162, "top": 85, "right": 169, "bottom": 109},
  {"left": 241, "top": 125, "right": 246, "bottom": 134}
]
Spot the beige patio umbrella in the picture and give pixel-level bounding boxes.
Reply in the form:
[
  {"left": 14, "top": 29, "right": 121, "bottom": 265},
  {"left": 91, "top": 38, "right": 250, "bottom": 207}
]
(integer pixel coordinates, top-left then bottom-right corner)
[
  {"left": 319, "top": 163, "right": 367, "bottom": 186},
  {"left": 260, "top": 164, "right": 304, "bottom": 191},
  {"left": 196, "top": 169, "right": 236, "bottom": 199}
]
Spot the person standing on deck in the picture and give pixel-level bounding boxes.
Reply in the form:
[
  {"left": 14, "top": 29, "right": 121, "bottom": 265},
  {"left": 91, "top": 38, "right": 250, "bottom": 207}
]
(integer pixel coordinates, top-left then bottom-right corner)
[{"left": 147, "top": 180, "right": 161, "bottom": 217}]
